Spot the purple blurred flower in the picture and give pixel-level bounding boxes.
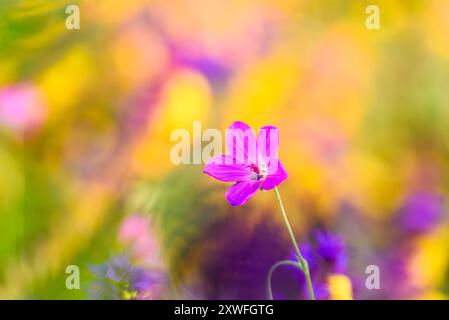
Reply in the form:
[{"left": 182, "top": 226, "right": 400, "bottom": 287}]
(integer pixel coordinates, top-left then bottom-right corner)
[
  {"left": 88, "top": 256, "right": 166, "bottom": 300},
  {"left": 203, "top": 121, "right": 288, "bottom": 206},
  {"left": 395, "top": 191, "right": 445, "bottom": 235},
  {"left": 292, "top": 230, "right": 348, "bottom": 273},
  {"left": 180, "top": 54, "right": 230, "bottom": 87},
  {"left": 288, "top": 230, "right": 349, "bottom": 299},
  {"left": 314, "top": 230, "right": 348, "bottom": 273}
]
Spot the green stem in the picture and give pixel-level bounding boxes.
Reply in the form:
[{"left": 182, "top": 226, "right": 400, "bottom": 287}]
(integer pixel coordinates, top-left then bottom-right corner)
[
  {"left": 266, "top": 260, "right": 302, "bottom": 300},
  {"left": 273, "top": 187, "right": 315, "bottom": 300}
]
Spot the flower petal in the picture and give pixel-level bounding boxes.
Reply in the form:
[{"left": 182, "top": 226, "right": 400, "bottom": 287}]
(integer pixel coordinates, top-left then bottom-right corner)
[
  {"left": 225, "top": 180, "right": 262, "bottom": 206},
  {"left": 257, "top": 125, "right": 279, "bottom": 163},
  {"left": 203, "top": 155, "right": 253, "bottom": 182},
  {"left": 261, "top": 159, "right": 288, "bottom": 190},
  {"left": 226, "top": 121, "right": 257, "bottom": 165}
]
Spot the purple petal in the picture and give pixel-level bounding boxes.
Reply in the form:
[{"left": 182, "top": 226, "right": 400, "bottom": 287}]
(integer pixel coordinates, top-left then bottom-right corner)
[
  {"left": 225, "top": 180, "right": 262, "bottom": 206},
  {"left": 261, "top": 160, "right": 288, "bottom": 190},
  {"left": 257, "top": 125, "right": 279, "bottom": 162},
  {"left": 226, "top": 121, "right": 257, "bottom": 165},
  {"left": 204, "top": 155, "right": 253, "bottom": 182}
]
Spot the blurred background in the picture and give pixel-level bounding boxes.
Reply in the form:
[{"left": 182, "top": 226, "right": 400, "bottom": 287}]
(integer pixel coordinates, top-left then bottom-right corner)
[{"left": 1, "top": 0, "right": 449, "bottom": 299}]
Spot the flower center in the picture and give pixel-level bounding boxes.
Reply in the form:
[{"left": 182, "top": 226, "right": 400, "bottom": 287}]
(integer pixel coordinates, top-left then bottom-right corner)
[{"left": 247, "top": 163, "right": 267, "bottom": 181}]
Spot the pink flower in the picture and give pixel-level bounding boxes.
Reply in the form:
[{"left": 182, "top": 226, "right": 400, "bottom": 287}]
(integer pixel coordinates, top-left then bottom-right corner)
[
  {"left": 119, "top": 214, "right": 160, "bottom": 264},
  {"left": 0, "top": 83, "right": 46, "bottom": 135},
  {"left": 203, "top": 121, "right": 288, "bottom": 206}
]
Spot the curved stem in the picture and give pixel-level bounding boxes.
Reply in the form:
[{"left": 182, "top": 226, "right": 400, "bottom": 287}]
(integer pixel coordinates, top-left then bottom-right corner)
[
  {"left": 273, "top": 187, "right": 315, "bottom": 300},
  {"left": 266, "top": 260, "right": 302, "bottom": 300}
]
